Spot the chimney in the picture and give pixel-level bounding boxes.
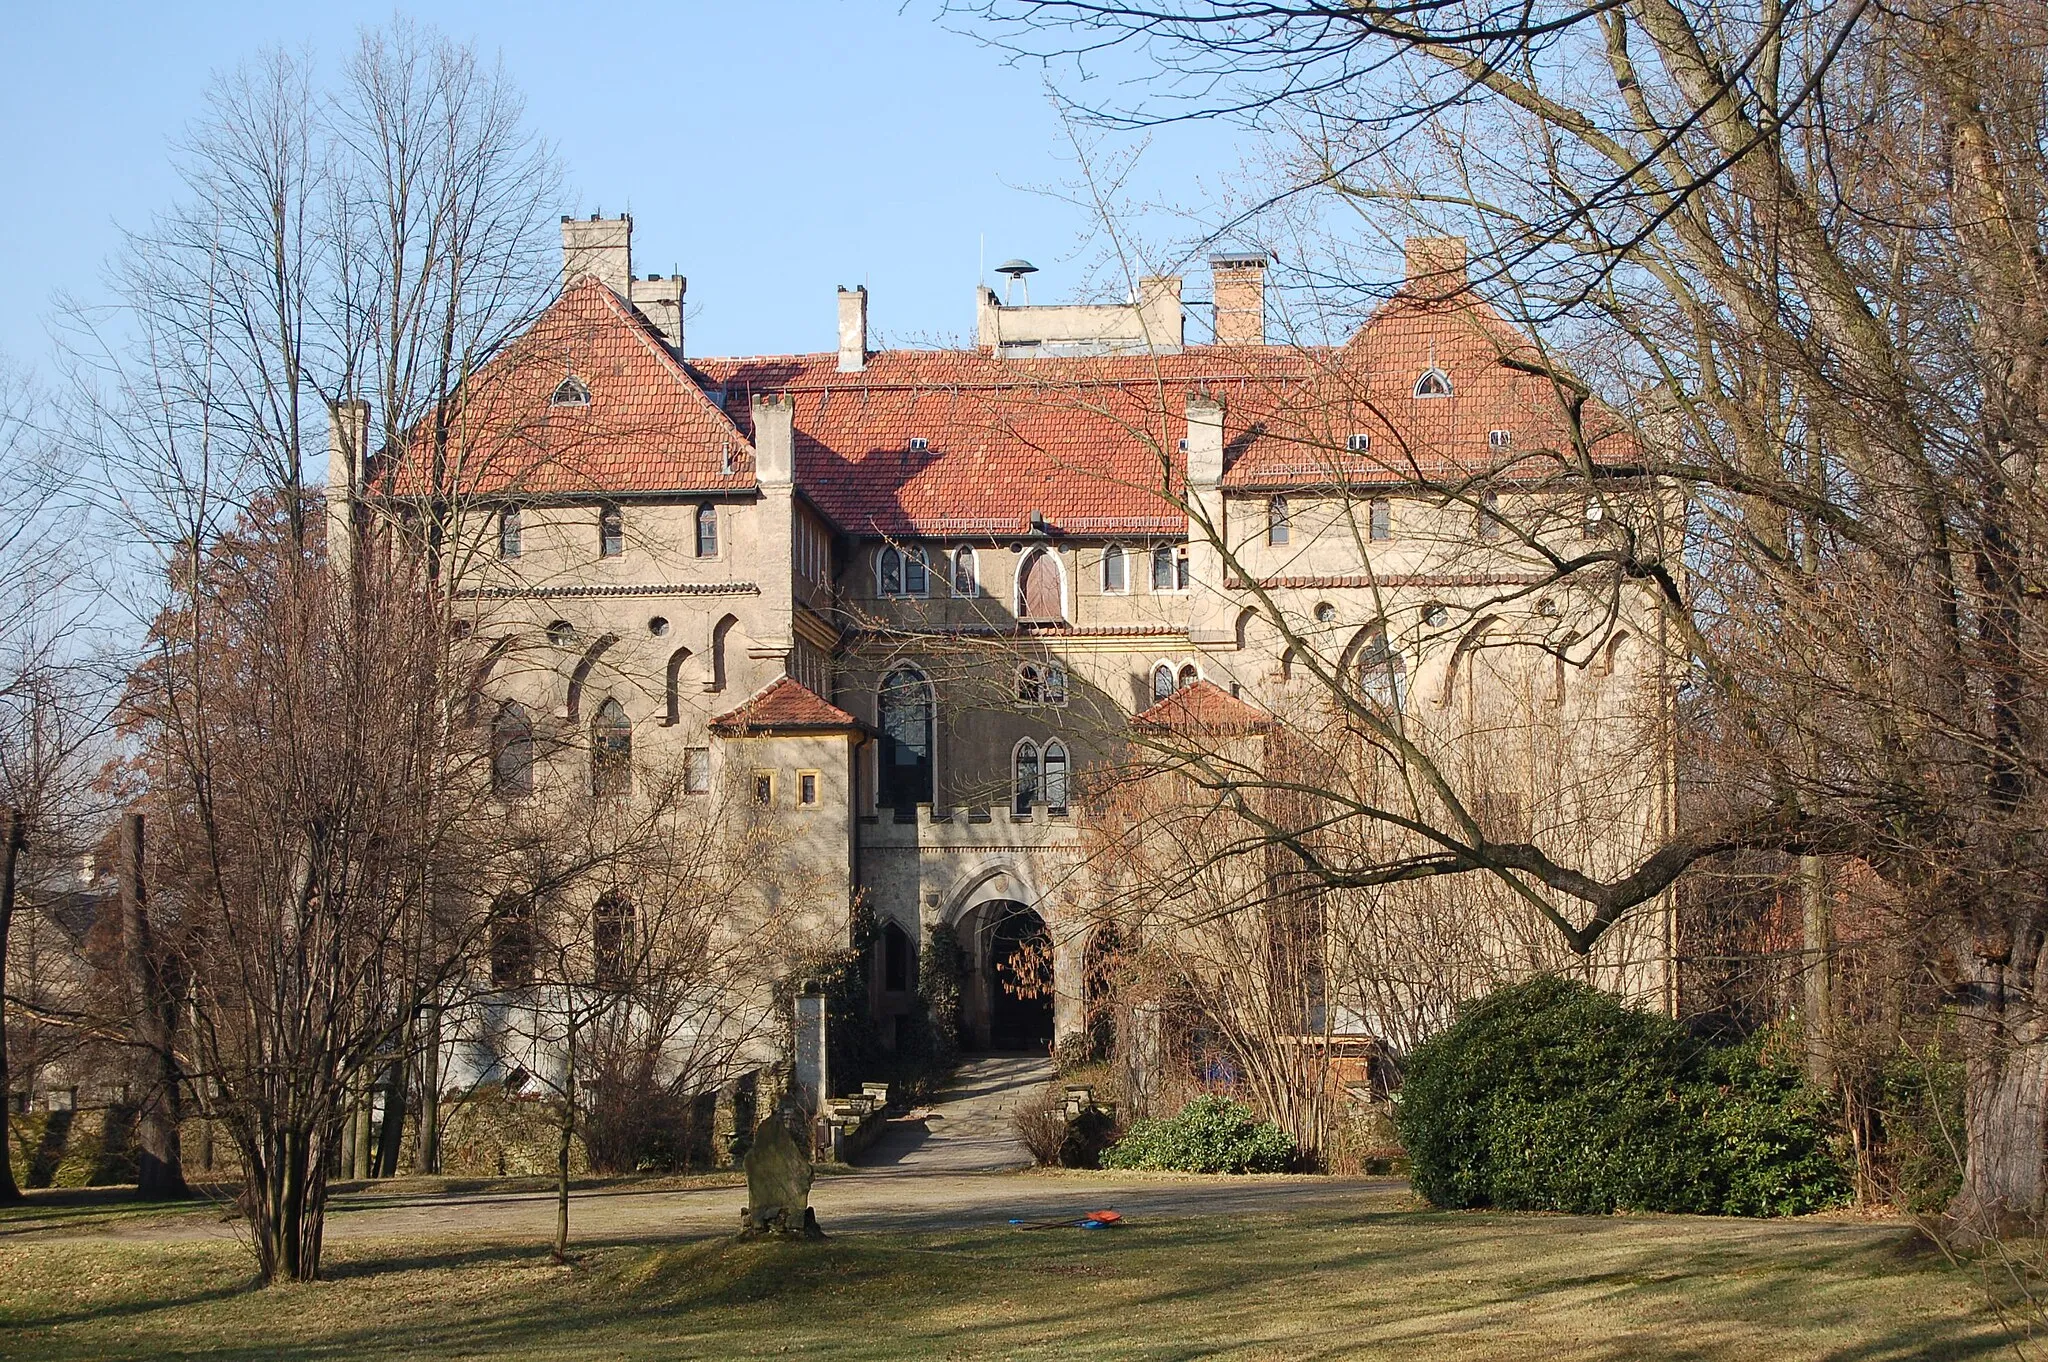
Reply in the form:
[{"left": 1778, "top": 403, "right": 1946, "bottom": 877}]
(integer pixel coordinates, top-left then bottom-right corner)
[
  {"left": 1184, "top": 392, "right": 1225, "bottom": 487},
  {"left": 1136, "top": 275, "right": 1185, "bottom": 351},
  {"left": 837, "top": 286, "right": 868, "bottom": 372},
  {"left": 630, "top": 274, "right": 686, "bottom": 354},
  {"left": 752, "top": 393, "right": 795, "bottom": 486},
  {"left": 561, "top": 213, "right": 632, "bottom": 297},
  {"left": 1403, "top": 236, "right": 1469, "bottom": 300},
  {"left": 326, "top": 399, "right": 370, "bottom": 578},
  {"left": 1210, "top": 253, "right": 1268, "bottom": 345}
]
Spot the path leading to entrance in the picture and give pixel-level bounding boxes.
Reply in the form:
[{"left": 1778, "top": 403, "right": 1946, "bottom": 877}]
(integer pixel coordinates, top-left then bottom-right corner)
[{"left": 853, "top": 1052, "right": 1053, "bottom": 1173}]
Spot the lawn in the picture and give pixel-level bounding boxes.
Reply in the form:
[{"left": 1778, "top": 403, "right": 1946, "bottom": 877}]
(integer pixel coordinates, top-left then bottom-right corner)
[{"left": 0, "top": 1194, "right": 2012, "bottom": 1361}]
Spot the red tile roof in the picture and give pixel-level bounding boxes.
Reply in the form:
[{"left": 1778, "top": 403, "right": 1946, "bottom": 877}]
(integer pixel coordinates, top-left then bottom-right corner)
[
  {"left": 1132, "top": 680, "right": 1271, "bottom": 736},
  {"left": 710, "top": 676, "right": 862, "bottom": 735},
  {"left": 393, "top": 275, "right": 1637, "bottom": 531},
  {"left": 386, "top": 275, "right": 756, "bottom": 497}
]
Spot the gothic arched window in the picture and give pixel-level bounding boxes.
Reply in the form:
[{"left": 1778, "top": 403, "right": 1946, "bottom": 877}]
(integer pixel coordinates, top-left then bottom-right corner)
[
  {"left": 593, "top": 892, "right": 633, "bottom": 990},
  {"left": 1043, "top": 741, "right": 1069, "bottom": 814},
  {"left": 696, "top": 504, "right": 720, "bottom": 558},
  {"left": 598, "top": 503, "right": 623, "bottom": 558},
  {"left": 591, "top": 698, "right": 632, "bottom": 798},
  {"left": 1355, "top": 629, "right": 1409, "bottom": 712},
  {"left": 877, "top": 667, "right": 934, "bottom": 810},
  {"left": 1151, "top": 663, "right": 1175, "bottom": 704},
  {"left": 489, "top": 894, "right": 536, "bottom": 988},
  {"left": 1102, "top": 544, "right": 1127, "bottom": 593},
  {"left": 952, "top": 546, "right": 978, "bottom": 596},
  {"left": 1013, "top": 740, "right": 1040, "bottom": 815}
]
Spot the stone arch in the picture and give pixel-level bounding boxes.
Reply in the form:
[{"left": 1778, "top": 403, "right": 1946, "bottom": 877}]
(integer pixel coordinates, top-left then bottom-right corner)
[
  {"left": 707, "top": 614, "right": 739, "bottom": 693},
  {"left": 464, "top": 635, "right": 518, "bottom": 724},
  {"left": 662, "top": 646, "right": 694, "bottom": 725},
  {"left": 566, "top": 632, "right": 621, "bottom": 723},
  {"left": 1016, "top": 546, "right": 1066, "bottom": 622},
  {"left": 1438, "top": 614, "right": 1501, "bottom": 708}
]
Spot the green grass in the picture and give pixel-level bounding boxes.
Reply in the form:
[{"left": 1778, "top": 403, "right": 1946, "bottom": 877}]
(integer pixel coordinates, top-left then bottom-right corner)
[{"left": 0, "top": 1203, "right": 2010, "bottom": 1360}]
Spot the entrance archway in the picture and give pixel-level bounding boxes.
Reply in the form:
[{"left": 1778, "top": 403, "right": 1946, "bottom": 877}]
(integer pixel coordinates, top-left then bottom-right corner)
[{"left": 985, "top": 901, "right": 1054, "bottom": 1052}]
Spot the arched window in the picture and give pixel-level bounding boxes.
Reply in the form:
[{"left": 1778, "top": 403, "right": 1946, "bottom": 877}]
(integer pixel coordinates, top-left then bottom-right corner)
[
  {"left": 878, "top": 546, "right": 902, "bottom": 596},
  {"left": 498, "top": 506, "right": 523, "bottom": 559},
  {"left": 1044, "top": 663, "right": 1069, "bottom": 707},
  {"left": 663, "top": 647, "right": 692, "bottom": 725},
  {"left": 709, "top": 614, "right": 737, "bottom": 693},
  {"left": 591, "top": 698, "right": 632, "bottom": 798},
  {"left": 491, "top": 700, "right": 534, "bottom": 798},
  {"left": 546, "top": 619, "right": 577, "bottom": 648},
  {"left": 593, "top": 893, "right": 633, "bottom": 990},
  {"left": 877, "top": 667, "right": 934, "bottom": 810},
  {"left": 1017, "top": 548, "right": 1064, "bottom": 621},
  {"left": 1178, "top": 663, "right": 1199, "bottom": 690},
  {"left": 1017, "top": 663, "right": 1042, "bottom": 705},
  {"left": 1043, "top": 741, "right": 1069, "bottom": 815},
  {"left": 1102, "top": 544, "right": 1128, "bottom": 593},
  {"left": 881, "top": 921, "right": 915, "bottom": 994},
  {"left": 1355, "top": 630, "right": 1408, "bottom": 712},
  {"left": 489, "top": 894, "right": 536, "bottom": 988},
  {"left": 549, "top": 375, "right": 591, "bottom": 407},
  {"left": 598, "top": 503, "right": 623, "bottom": 558},
  {"left": 903, "top": 548, "right": 929, "bottom": 596},
  {"left": 696, "top": 504, "right": 719, "bottom": 557},
  {"left": 952, "top": 546, "right": 978, "bottom": 596},
  {"left": 1268, "top": 497, "right": 1290, "bottom": 546},
  {"left": 1014, "top": 739, "right": 1040, "bottom": 815},
  {"left": 1151, "top": 663, "right": 1175, "bottom": 703},
  {"left": 1414, "top": 367, "right": 1453, "bottom": 398}
]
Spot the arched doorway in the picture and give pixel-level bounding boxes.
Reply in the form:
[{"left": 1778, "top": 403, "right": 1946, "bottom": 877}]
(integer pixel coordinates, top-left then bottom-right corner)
[{"left": 985, "top": 901, "right": 1054, "bottom": 1052}]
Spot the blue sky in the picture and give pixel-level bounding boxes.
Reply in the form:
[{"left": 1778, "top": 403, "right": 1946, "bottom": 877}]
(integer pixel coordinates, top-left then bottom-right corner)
[{"left": 0, "top": 1, "right": 1268, "bottom": 375}]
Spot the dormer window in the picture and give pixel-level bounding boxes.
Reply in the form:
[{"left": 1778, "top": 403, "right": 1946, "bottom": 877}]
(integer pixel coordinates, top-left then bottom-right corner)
[
  {"left": 907, "top": 436, "right": 929, "bottom": 453},
  {"left": 550, "top": 375, "right": 592, "bottom": 407},
  {"left": 1488, "top": 428, "right": 1513, "bottom": 450},
  {"left": 1413, "top": 368, "right": 1453, "bottom": 398},
  {"left": 1346, "top": 432, "right": 1372, "bottom": 453}
]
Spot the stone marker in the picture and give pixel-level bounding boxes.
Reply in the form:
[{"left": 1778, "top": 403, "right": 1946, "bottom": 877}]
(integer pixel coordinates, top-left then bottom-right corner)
[{"left": 739, "top": 1114, "right": 822, "bottom": 1239}]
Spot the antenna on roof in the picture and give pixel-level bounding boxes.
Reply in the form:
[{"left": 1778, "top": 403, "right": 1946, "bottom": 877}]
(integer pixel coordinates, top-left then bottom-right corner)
[{"left": 995, "top": 259, "right": 1038, "bottom": 306}]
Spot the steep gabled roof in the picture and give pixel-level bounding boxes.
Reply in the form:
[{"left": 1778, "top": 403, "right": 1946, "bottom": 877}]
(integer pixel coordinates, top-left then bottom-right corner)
[
  {"left": 710, "top": 676, "right": 863, "bottom": 735},
  {"left": 390, "top": 275, "right": 756, "bottom": 498},
  {"left": 1133, "top": 679, "right": 1271, "bottom": 736}
]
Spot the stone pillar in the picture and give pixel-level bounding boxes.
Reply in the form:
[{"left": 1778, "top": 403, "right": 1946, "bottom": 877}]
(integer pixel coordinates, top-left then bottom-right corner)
[
  {"left": 792, "top": 980, "right": 829, "bottom": 1119},
  {"left": 561, "top": 213, "right": 632, "bottom": 296}
]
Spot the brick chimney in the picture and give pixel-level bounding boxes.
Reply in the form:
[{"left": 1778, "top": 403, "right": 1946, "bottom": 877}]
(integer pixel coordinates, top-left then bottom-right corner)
[
  {"left": 1403, "top": 236, "right": 1469, "bottom": 300},
  {"left": 1210, "top": 253, "right": 1268, "bottom": 345},
  {"left": 838, "top": 286, "right": 868, "bottom": 372},
  {"left": 561, "top": 213, "right": 632, "bottom": 297}
]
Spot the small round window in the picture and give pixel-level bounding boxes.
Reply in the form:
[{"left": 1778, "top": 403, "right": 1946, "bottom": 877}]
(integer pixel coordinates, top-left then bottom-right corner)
[{"left": 648, "top": 616, "right": 670, "bottom": 637}]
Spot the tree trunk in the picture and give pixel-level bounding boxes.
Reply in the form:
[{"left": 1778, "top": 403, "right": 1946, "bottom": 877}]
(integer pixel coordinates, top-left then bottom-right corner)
[
  {"left": 1799, "top": 855, "right": 1834, "bottom": 1091},
  {"left": 373, "top": 1057, "right": 406, "bottom": 1178},
  {"left": 1950, "top": 956, "right": 2048, "bottom": 1239},
  {"left": 351, "top": 1080, "right": 373, "bottom": 1181},
  {"left": 0, "top": 809, "right": 24, "bottom": 1203},
  {"left": 555, "top": 1016, "right": 576, "bottom": 1264},
  {"left": 119, "top": 813, "right": 186, "bottom": 1199},
  {"left": 416, "top": 1003, "right": 441, "bottom": 1174},
  {"left": 244, "top": 1120, "right": 330, "bottom": 1283}
]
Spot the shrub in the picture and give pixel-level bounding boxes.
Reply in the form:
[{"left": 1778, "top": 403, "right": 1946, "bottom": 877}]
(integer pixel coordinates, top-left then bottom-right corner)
[
  {"left": 1395, "top": 976, "right": 1848, "bottom": 1217},
  {"left": 1102, "top": 1094, "right": 1296, "bottom": 1174},
  {"left": 1012, "top": 1085, "right": 1070, "bottom": 1166}
]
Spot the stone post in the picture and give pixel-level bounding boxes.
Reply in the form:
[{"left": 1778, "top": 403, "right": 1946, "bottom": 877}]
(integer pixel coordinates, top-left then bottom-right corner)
[{"left": 792, "top": 980, "right": 829, "bottom": 1122}]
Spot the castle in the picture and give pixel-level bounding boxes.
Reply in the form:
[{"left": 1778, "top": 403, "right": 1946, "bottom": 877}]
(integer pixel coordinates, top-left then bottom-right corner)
[{"left": 331, "top": 213, "right": 1676, "bottom": 1084}]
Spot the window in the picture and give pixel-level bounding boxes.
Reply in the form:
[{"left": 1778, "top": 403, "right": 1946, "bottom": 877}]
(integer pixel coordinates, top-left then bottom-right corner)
[
  {"left": 1369, "top": 498, "right": 1391, "bottom": 542},
  {"left": 882, "top": 921, "right": 914, "bottom": 993},
  {"left": 1017, "top": 548, "right": 1063, "bottom": 620},
  {"left": 907, "top": 435, "right": 929, "bottom": 453},
  {"left": 696, "top": 504, "right": 719, "bottom": 558},
  {"left": 1043, "top": 664, "right": 1069, "bottom": 707},
  {"left": 878, "top": 546, "right": 902, "bottom": 596},
  {"left": 952, "top": 545, "right": 979, "bottom": 596},
  {"left": 546, "top": 619, "right": 577, "bottom": 648},
  {"left": 1177, "top": 663, "right": 1199, "bottom": 690},
  {"left": 1414, "top": 367, "right": 1453, "bottom": 398},
  {"left": 1315, "top": 602, "right": 1338, "bottom": 624},
  {"left": 648, "top": 616, "right": 669, "bottom": 637},
  {"left": 1014, "top": 740, "right": 1040, "bottom": 815},
  {"left": 798, "top": 770, "right": 820, "bottom": 807},
  {"left": 1102, "top": 544, "right": 1127, "bottom": 593},
  {"left": 549, "top": 375, "right": 591, "bottom": 407},
  {"left": 1268, "top": 497, "right": 1290, "bottom": 546},
  {"left": 877, "top": 667, "right": 934, "bottom": 810},
  {"left": 752, "top": 771, "right": 776, "bottom": 807},
  {"left": 599, "top": 503, "right": 623, "bottom": 557},
  {"left": 1585, "top": 495, "right": 1606, "bottom": 530},
  {"left": 1488, "top": 429, "right": 1513, "bottom": 451},
  {"left": 683, "top": 746, "right": 711, "bottom": 794},
  {"left": 491, "top": 700, "right": 534, "bottom": 798},
  {"left": 1151, "top": 663, "right": 1175, "bottom": 703},
  {"left": 1017, "top": 663, "right": 1042, "bottom": 705},
  {"left": 498, "top": 506, "right": 523, "bottom": 559},
  {"left": 1043, "top": 741, "right": 1069, "bottom": 815},
  {"left": 591, "top": 698, "right": 631, "bottom": 798},
  {"left": 1478, "top": 490, "right": 1501, "bottom": 541},
  {"left": 489, "top": 895, "right": 536, "bottom": 988},
  {"left": 1355, "top": 630, "right": 1409, "bottom": 712},
  {"left": 593, "top": 893, "right": 633, "bottom": 990},
  {"left": 1422, "top": 602, "right": 1449, "bottom": 628},
  {"left": 1152, "top": 544, "right": 1189, "bottom": 591},
  {"left": 1346, "top": 432, "right": 1372, "bottom": 453},
  {"left": 903, "top": 548, "right": 928, "bottom": 596}
]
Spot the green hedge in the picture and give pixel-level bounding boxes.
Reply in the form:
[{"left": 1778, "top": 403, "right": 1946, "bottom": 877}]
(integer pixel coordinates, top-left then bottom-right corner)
[
  {"left": 1102, "top": 1095, "right": 1295, "bottom": 1173},
  {"left": 1395, "top": 976, "right": 1848, "bottom": 1216}
]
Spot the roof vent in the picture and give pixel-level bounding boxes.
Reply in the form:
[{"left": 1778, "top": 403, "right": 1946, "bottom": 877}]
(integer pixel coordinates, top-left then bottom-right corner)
[
  {"left": 994, "top": 258, "right": 1038, "bottom": 305},
  {"left": 908, "top": 436, "right": 929, "bottom": 453}
]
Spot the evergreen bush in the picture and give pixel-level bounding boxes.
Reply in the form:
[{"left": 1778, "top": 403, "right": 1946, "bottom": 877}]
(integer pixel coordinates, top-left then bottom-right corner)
[
  {"left": 1395, "top": 976, "right": 1848, "bottom": 1216},
  {"left": 1101, "top": 1094, "right": 1296, "bottom": 1173}
]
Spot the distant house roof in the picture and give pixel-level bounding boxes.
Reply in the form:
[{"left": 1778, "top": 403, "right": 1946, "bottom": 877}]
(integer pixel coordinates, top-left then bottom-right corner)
[
  {"left": 1133, "top": 679, "right": 1271, "bottom": 736},
  {"left": 710, "top": 676, "right": 863, "bottom": 735}
]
